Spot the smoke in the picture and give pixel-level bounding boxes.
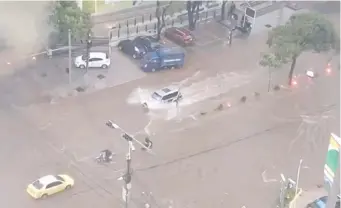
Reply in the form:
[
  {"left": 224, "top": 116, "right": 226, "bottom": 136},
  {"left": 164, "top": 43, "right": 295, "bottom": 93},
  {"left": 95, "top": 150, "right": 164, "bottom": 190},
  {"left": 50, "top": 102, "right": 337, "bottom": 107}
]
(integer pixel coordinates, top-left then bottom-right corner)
[{"left": 0, "top": 1, "right": 53, "bottom": 74}]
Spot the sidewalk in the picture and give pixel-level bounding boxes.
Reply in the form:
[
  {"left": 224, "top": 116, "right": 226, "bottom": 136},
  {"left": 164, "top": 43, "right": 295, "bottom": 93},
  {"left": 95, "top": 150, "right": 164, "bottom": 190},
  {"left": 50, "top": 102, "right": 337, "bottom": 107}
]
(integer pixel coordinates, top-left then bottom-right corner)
[{"left": 93, "top": 2, "right": 222, "bottom": 37}]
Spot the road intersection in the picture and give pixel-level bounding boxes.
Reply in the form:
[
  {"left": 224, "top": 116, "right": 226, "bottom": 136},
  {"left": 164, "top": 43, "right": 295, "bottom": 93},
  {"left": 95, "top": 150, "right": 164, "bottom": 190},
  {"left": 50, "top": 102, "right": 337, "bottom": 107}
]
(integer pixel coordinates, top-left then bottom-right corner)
[{"left": 0, "top": 2, "right": 339, "bottom": 208}]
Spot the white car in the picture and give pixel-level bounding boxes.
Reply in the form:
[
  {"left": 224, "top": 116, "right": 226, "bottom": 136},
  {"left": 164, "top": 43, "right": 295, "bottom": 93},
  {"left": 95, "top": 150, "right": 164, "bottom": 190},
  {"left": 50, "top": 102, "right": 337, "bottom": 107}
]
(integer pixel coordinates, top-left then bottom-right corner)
[
  {"left": 142, "top": 86, "right": 182, "bottom": 109},
  {"left": 74, "top": 52, "right": 110, "bottom": 69}
]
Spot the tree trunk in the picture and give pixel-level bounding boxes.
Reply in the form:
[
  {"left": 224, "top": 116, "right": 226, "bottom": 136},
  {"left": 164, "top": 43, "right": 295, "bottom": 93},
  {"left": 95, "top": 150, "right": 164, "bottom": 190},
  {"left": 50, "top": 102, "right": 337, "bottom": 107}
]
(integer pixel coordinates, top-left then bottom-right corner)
[
  {"left": 187, "top": 1, "right": 195, "bottom": 30},
  {"left": 156, "top": 18, "right": 161, "bottom": 40},
  {"left": 156, "top": 0, "right": 161, "bottom": 40},
  {"left": 268, "top": 68, "right": 272, "bottom": 92},
  {"left": 192, "top": 2, "right": 200, "bottom": 29},
  {"left": 221, "top": 1, "right": 227, "bottom": 21},
  {"left": 288, "top": 55, "right": 297, "bottom": 85}
]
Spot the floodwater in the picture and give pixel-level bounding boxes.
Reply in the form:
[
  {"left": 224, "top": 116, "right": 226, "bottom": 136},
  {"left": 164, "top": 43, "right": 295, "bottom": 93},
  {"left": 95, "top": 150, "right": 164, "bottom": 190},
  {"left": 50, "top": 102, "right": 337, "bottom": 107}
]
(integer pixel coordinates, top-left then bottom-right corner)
[{"left": 127, "top": 71, "right": 251, "bottom": 121}]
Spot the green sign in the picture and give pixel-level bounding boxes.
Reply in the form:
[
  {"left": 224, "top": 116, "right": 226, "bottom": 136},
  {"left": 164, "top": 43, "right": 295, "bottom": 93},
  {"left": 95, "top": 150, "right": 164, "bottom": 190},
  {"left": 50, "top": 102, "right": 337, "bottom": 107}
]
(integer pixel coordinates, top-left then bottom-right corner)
[{"left": 324, "top": 133, "right": 340, "bottom": 190}]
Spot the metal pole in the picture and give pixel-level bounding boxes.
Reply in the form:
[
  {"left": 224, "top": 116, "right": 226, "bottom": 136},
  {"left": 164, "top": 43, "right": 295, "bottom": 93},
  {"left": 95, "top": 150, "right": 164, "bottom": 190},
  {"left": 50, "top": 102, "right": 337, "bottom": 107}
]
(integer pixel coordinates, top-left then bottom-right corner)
[
  {"left": 277, "top": 2, "right": 284, "bottom": 26},
  {"left": 108, "top": 30, "right": 112, "bottom": 56},
  {"left": 68, "top": 29, "right": 72, "bottom": 84},
  {"left": 294, "top": 159, "right": 303, "bottom": 208},
  {"left": 268, "top": 68, "right": 272, "bottom": 92},
  {"left": 125, "top": 151, "right": 131, "bottom": 208}
]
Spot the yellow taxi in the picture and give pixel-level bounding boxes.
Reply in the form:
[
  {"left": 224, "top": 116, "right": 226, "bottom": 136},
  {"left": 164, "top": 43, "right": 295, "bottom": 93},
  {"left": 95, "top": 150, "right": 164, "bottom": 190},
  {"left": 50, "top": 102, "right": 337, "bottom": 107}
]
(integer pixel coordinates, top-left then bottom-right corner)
[{"left": 26, "top": 174, "right": 74, "bottom": 199}]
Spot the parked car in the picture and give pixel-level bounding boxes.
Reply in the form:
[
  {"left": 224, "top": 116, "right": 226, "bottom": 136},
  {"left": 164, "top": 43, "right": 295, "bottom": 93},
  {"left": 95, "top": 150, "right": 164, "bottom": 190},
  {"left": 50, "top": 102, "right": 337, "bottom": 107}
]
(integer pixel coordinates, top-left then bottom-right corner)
[
  {"left": 117, "top": 39, "right": 147, "bottom": 59},
  {"left": 142, "top": 85, "right": 183, "bottom": 109},
  {"left": 164, "top": 27, "right": 194, "bottom": 46},
  {"left": 74, "top": 52, "right": 110, "bottom": 69},
  {"left": 140, "top": 47, "right": 185, "bottom": 72},
  {"left": 26, "top": 174, "right": 74, "bottom": 199},
  {"left": 134, "top": 35, "right": 164, "bottom": 52},
  {"left": 306, "top": 196, "right": 340, "bottom": 208}
]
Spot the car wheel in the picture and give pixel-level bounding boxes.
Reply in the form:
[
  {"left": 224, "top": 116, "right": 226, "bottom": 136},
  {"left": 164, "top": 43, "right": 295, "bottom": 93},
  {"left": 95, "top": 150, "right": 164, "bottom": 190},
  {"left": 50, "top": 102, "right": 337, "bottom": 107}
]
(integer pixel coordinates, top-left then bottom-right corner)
[
  {"left": 65, "top": 185, "right": 71, "bottom": 190},
  {"left": 41, "top": 194, "right": 48, "bottom": 199},
  {"left": 79, "top": 65, "right": 85, "bottom": 69},
  {"left": 132, "top": 54, "right": 137, "bottom": 59},
  {"left": 101, "top": 64, "right": 108, "bottom": 69}
]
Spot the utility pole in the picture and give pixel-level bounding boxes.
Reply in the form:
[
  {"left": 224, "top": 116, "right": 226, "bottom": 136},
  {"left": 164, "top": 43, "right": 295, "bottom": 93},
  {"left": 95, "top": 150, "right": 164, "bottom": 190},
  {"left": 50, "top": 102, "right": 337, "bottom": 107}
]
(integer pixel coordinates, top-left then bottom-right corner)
[
  {"left": 124, "top": 152, "right": 132, "bottom": 208},
  {"left": 106, "top": 121, "right": 153, "bottom": 208},
  {"left": 277, "top": 1, "right": 284, "bottom": 26},
  {"left": 85, "top": 30, "right": 92, "bottom": 73},
  {"left": 94, "top": 0, "right": 97, "bottom": 14},
  {"left": 108, "top": 30, "right": 112, "bottom": 56},
  {"left": 293, "top": 159, "right": 303, "bottom": 208},
  {"left": 68, "top": 29, "right": 72, "bottom": 84}
]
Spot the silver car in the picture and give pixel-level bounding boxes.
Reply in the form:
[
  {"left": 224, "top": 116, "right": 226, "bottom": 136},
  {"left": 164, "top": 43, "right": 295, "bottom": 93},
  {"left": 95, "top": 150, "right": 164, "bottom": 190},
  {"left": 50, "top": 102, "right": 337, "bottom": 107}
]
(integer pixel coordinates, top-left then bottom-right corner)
[{"left": 142, "top": 86, "right": 183, "bottom": 109}]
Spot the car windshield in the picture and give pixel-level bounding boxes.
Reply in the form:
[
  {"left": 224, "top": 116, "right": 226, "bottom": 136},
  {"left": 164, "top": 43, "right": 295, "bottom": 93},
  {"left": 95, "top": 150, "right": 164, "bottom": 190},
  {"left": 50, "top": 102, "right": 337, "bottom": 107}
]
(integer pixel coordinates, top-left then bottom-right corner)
[
  {"left": 32, "top": 180, "right": 44, "bottom": 190},
  {"left": 55, "top": 175, "right": 65, "bottom": 182},
  {"left": 81, "top": 55, "right": 87, "bottom": 61},
  {"left": 152, "top": 92, "right": 162, "bottom": 100}
]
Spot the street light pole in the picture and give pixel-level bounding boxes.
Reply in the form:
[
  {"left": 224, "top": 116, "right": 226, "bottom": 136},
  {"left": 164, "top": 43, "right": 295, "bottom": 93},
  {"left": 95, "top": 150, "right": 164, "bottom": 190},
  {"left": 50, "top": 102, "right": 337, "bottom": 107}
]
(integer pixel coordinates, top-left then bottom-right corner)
[
  {"left": 68, "top": 29, "right": 72, "bottom": 84},
  {"left": 293, "top": 159, "right": 303, "bottom": 208},
  {"left": 277, "top": 2, "right": 284, "bottom": 26},
  {"left": 124, "top": 149, "right": 132, "bottom": 208},
  {"left": 106, "top": 120, "right": 153, "bottom": 207}
]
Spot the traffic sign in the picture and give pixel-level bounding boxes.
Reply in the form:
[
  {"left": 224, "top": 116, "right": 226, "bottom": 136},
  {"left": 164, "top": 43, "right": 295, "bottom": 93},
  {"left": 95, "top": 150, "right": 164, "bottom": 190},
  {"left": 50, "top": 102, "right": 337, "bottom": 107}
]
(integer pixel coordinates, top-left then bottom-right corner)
[{"left": 324, "top": 133, "right": 340, "bottom": 191}]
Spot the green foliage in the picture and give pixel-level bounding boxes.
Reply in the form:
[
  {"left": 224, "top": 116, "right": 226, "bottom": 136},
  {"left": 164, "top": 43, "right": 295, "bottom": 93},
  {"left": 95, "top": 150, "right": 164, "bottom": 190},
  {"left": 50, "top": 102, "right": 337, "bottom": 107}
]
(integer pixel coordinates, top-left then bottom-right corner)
[
  {"left": 260, "top": 53, "right": 283, "bottom": 70},
  {"left": 267, "top": 12, "right": 339, "bottom": 62},
  {"left": 264, "top": 12, "right": 339, "bottom": 84},
  {"left": 49, "top": 1, "right": 92, "bottom": 44}
]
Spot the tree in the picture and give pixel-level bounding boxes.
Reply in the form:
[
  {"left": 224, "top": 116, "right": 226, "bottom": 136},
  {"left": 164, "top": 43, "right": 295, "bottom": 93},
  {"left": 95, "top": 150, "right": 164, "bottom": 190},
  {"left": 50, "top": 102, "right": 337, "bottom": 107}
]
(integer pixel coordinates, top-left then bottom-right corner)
[
  {"left": 221, "top": 0, "right": 227, "bottom": 21},
  {"left": 260, "top": 53, "right": 283, "bottom": 91},
  {"left": 265, "top": 12, "right": 339, "bottom": 85},
  {"left": 186, "top": 1, "right": 202, "bottom": 30},
  {"left": 156, "top": 0, "right": 172, "bottom": 41},
  {"left": 49, "top": 1, "right": 92, "bottom": 44}
]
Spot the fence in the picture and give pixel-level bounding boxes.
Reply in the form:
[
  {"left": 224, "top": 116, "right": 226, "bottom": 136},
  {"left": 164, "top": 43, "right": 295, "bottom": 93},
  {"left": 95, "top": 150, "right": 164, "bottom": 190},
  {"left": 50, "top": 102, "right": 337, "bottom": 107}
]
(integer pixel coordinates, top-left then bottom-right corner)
[{"left": 108, "top": 7, "right": 222, "bottom": 46}]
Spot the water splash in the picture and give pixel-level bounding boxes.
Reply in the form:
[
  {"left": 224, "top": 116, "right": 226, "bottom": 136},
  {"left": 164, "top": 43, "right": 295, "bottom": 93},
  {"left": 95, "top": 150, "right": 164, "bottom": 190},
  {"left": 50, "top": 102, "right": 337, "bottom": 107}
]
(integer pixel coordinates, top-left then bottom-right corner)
[{"left": 127, "top": 72, "right": 251, "bottom": 120}]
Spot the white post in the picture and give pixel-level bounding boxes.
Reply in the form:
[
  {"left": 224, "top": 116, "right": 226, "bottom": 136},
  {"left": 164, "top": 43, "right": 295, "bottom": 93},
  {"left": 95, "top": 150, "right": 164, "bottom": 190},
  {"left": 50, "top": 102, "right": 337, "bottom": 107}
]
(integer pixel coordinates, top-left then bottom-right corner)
[
  {"left": 294, "top": 159, "right": 303, "bottom": 208},
  {"left": 277, "top": 2, "right": 284, "bottom": 26},
  {"left": 94, "top": 0, "right": 98, "bottom": 14}
]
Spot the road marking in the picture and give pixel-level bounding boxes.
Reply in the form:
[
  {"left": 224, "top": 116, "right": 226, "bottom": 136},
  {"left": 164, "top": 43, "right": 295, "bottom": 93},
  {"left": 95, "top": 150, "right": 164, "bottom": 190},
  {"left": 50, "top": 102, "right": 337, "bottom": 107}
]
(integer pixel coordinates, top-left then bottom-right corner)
[
  {"left": 195, "top": 39, "right": 221, "bottom": 47},
  {"left": 262, "top": 170, "right": 277, "bottom": 183}
]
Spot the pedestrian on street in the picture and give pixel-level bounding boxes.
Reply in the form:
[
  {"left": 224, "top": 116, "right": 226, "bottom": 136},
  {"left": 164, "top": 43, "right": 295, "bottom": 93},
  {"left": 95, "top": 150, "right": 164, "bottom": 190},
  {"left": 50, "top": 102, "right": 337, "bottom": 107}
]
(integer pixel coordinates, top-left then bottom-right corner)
[
  {"left": 143, "top": 137, "right": 153, "bottom": 150},
  {"left": 228, "top": 1, "right": 236, "bottom": 20}
]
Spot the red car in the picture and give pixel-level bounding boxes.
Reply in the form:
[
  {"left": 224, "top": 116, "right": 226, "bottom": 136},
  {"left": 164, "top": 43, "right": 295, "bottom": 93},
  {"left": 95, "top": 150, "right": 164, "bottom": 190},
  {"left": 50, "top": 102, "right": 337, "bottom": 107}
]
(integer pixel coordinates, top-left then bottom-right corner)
[{"left": 164, "top": 27, "right": 194, "bottom": 47}]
